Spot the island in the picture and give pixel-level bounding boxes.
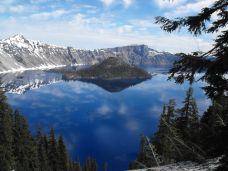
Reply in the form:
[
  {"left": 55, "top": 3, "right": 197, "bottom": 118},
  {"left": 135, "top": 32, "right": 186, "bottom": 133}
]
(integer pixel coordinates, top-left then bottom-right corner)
[{"left": 62, "top": 57, "right": 152, "bottom": 80}]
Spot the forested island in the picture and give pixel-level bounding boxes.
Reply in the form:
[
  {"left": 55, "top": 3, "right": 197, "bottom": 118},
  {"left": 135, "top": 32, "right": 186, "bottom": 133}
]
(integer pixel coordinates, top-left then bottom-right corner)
[{"left": 63, "top": 57, "right": 152, "bottom": 80}]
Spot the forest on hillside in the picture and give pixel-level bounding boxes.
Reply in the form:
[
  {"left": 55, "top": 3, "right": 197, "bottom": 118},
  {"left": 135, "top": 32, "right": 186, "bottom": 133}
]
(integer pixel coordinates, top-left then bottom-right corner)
[
  {"left": 0, "top": 89, "right": 99, "bottom": 171},
  {"left": 130, "top": 0, "right": 228, "bottom": 170}
]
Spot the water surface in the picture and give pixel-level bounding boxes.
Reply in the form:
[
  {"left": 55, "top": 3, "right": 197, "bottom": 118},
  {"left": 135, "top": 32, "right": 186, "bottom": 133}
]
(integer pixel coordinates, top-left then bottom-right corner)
[{"left": 1, "top": 67, "right": 209, "bottom": 171}]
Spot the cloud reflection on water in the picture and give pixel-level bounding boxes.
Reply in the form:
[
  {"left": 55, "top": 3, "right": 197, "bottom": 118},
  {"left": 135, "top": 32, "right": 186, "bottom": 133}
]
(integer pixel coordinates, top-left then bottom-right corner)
[{"left": 4, "top": 68, "right": 210, "bottom": 171}]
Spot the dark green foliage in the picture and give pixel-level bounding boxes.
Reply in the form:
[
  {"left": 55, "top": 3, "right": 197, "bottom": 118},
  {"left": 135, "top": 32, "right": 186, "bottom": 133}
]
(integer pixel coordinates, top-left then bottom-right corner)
[
  {"left": 0, "top": 89, "right": 14, "bottom": 171},
  {"left": 129, "top": 135, "right": 156, "bottom": 169},
  {"left": 13, "top": 110, "right": 39, "bottom": 171},
  {"left": 103, "top": 161, "right": 108, "bottom": 171},
  {"left": 63, "top": 57, "right": 151, "bottom": 80},
  {"left": 175, "top": 88, "right": 202, "bottom": 161},
  {"left": 200, "top": 97, "right": 228, "bottom": 158},
  {"left": 48, "top": 128, "right": 59, "bottom": 171},
  {"left": 152, "top": 100, "right": 180, "bottom": 164},
  {"left": 217, "top": 125, "right": 228, "bottom": 171},
  {"left": 36, "top": 128, "right": 50, "bottom": 171},
  {"left": 0, "top": 88, "right": 100, "bottom": 171},
  {"left": 57, "top": 136, "right": 69, "bottom": 171},
  {"left": 82, "top": 158, "right": 98, "bottom": 171},
  {"left": 155, "top": 0, "right": 228, "bottom": 169},
  {"left": 176, "top": 88, "right": 199, "bottom": 142},
  {"left": 69, "top": 160, "right": 81, "bottom": 171},
  {"left": 155, "top": 0, "right": 228, "bottom": 99},
  {"left": 130, "top": 88, "right": 205, "bottom": 169}
]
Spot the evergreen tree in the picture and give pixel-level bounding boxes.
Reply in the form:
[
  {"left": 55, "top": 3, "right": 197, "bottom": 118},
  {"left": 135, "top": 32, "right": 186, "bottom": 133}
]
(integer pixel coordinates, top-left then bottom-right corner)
[
  {"left": 152, "top": 102, "right": 179, "bottom": 164},
  {"left": 57, "top": 135, "right": 69, "bottom": 171},
  {"left": 128, "top": 135, "right": 148, "bottom": 169},
  {"left": 36, "top": 128, "right": 50, "bottom": 171},
  {"left": 155, "top": 0, "right": 228, "bottom": 99},
  {"left": 104, "top": 161, "right": 108, "bottom": 171},
  {"left": 69, "top": 160, "right": 81, "bottom": 171},
  {"left": 48, "top": 128, "right": 59, "bottom": 171},
  {"left": 167, "top": 99, "right": 176, "bottom": 123},
  {"left": 200, "top": 97, "right": 228, "bottom": 158},
  {"left": 82, "top": 158, "right": 98, "bottom": 171},
  {"left": 13, "top": 110, "right": 39, "bottom": 171},
  {"left": 174, "top": 88, "right": 202, "bottom": 161},
  {"left": 0, "top": 88, "right": 14, "bottom": 171},
  {"left": 43, "top": 135, "right": 49, "bottom": 158},
  {"left": 137, "top": 134, "right": 147, "bottom": 164},
  {"left": 177, "top": 87, "right": 199, "bottom": 142},
  {"left": 155, "top": 1, "right": 228, "bottom": 168}
]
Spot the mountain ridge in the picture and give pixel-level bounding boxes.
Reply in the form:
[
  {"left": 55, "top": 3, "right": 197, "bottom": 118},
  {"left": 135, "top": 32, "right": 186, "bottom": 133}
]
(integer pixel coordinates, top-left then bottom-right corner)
[{"left": 0, "top": 35, "right": 178, "bottom": 73}]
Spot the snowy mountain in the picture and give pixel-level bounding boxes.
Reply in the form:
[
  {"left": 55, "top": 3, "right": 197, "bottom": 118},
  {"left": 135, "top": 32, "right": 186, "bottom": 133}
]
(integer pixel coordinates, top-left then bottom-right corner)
[
  {"left": 0, "top": 70, "right": 62, "bottom": 94},
  {"left": 0, "top": 35, "right": 178, "bottom": 73}
]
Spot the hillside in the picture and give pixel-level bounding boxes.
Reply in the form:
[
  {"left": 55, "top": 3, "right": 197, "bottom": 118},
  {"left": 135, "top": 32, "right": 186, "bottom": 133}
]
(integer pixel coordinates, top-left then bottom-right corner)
[
  {"left": 63, "top": 57, "right": 152, "bottom": 80},
  {"left": 0, "top": 35, "right": 178, "bottom": 73}
]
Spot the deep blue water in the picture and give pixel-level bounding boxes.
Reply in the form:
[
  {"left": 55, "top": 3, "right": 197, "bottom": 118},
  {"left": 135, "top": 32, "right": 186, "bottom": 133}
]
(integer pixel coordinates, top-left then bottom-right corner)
[{"left": 2, "top": 67, "right": 210, "bottom": 171}]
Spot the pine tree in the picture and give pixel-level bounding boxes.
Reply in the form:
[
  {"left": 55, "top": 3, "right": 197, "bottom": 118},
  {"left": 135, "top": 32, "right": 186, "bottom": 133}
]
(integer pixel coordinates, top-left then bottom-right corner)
[
  {"left": 104, "top": 161, "right": 108, "bottom": 171},
  {"left": 83, "top": 158, "right": 98, "bottom": 171},
  {"left": 155, "top": 0, "right": 228, "bottom": 99},
  {"left": 137, "top": 134, "right": 147, "bottom": 163},
  {"left": 57, "top": 135, "right": 69, "bottom": 171},
  {"left": 48, "top": 128, "right": 59, "bottom": 171},
  {"left": 152, "top": 102, "right": 178, "bottom": 164},
  {"left": 0, "top": 88, "right": 14, "bottom": 171},
  {"left": 43, "top": 135, "right": 49, "bottom": 157},
  {"left": 69, "top": 160, "right": 81, "bottom": 171},
  {"left": 36, "top": 128, "right": 50, "bottom": 171},
  {"left": 155, "top": 1, "right": 228, "bottom": 168},
  {"left": 167, "top": 99, "right": 176, "bottom": 123},
  {"left": 200, "top": 97, "right": 228, "bottom": 158},
  {"left": 174, "top": 87, "right": 202, "bottom": 161},
  {"left": 178, "top": 87, "right": 199, "bottom": 142},
  {"left": 13, "top": 110, "right": 39, "bottom": 171}
]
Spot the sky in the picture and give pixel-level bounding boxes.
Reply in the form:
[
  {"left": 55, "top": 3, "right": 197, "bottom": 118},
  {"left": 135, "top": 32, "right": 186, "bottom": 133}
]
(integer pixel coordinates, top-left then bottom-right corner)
[{"left": 0, "top": 0, "right": 217, "bottom": 53}]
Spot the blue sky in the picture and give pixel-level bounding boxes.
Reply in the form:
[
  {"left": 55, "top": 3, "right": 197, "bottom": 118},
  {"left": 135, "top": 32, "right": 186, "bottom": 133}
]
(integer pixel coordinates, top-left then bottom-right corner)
[{"left": 0, "top": 0, "right": 216, "bottom": 52}]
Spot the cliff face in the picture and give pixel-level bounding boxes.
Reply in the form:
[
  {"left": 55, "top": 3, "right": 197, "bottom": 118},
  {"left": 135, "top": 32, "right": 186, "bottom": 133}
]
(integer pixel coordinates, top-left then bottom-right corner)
[{"left": 0, "top": 35, "right": 178, "bottom": 72}]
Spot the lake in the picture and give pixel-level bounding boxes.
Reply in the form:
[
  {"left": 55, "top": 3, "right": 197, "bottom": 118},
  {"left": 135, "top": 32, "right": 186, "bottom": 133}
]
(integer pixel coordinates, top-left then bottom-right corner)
[{"left": 1, "top": 66, "right": 210, "bottom": 171}]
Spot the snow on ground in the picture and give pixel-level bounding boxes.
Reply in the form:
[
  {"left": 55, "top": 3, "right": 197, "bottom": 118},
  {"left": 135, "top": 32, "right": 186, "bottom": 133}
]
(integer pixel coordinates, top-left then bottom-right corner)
[
  {"left": 128, "top": 158, "right": 221, "bottom": 171},
  {"left": 0, "top": 63, "right": 84, "bottom": 74}
]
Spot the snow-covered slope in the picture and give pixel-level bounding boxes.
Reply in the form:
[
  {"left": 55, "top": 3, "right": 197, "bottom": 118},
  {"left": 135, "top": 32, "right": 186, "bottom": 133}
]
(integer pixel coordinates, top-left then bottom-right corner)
[
  {"left": 0, "top": 35, "right": 178, "bottom": 73},
  {"left": 0, "top": 70, "right": 62, "bottom": 94},
  {"left": 128, "top": 158, "right": 220, "bottom": 171}
]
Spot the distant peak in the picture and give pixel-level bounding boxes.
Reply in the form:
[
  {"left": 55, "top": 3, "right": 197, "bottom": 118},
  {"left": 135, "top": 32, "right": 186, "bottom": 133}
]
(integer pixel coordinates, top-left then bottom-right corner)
[
  {"left": 13, "top": 34, "right": 24, "bottom": 38},
  {"left": 11, "top": 34, "right": 26, "bottom": 40}
]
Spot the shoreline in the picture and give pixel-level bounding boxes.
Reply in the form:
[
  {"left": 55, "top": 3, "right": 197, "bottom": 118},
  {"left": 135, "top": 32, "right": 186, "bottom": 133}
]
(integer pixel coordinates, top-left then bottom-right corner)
[{"left": 0, "top": 63, "right": 84, "bottom": 74}]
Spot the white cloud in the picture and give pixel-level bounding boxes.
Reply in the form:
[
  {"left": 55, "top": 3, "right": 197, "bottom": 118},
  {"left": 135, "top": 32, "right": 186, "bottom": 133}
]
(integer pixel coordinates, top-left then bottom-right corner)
[
  {"left": 117, "top": 25, "right": 133, "bottom": 34},
  {"left": 31, "top": 9, "right": 68, "bottom": 19},
  {"left": 101, "top": 0, "right": 133, "bottom": 7},
  {"left": 0, "top": 0, "right": 15, "bottom": 5},
  {"left": 101, "top": 0, "right": 115, "bottom": 6},
  {"left": 30, "top": 0, "right": 49, "bottom": 3},
  {"left": 165, "top": 0, "right": 215, "bottom": 17},
  {"left": 9, "top": 5, "right": 27, "bottom": 13},
  {"left": 0, "top": 10, "right": 212, "bottom": 53},
  {"left": 0, "top": 0, "right": 20, "bottom": 13},
  {"left": 123, "top": 0, "right": 134, "bottom": 7},
  {"left": 154, "top": 0, "right": 186, "bottom": 8}
]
